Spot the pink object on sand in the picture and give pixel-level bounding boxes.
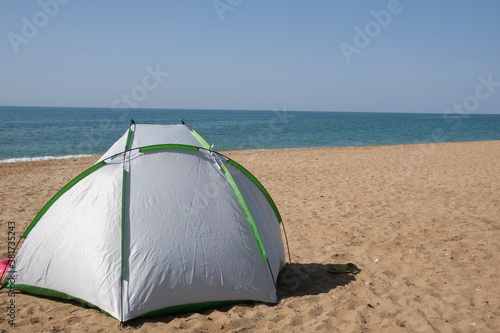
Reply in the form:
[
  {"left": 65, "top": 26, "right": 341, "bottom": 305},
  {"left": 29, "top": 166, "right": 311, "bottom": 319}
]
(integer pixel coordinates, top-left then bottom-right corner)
[
  {"left": 0, "top": 258, "right": 13, "bottom": 274},
  {"left": 0, "top": 258, "right": 13, "bottom": 284}
]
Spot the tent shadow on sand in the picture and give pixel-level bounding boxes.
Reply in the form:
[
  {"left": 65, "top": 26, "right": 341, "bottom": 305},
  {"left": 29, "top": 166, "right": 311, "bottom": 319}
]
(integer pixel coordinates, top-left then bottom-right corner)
[
  {"left": 125, "top": 262, "right": 359, "bottom": 327},
  {"left": 276, "top": 262, "right": 359, "bottom": 299}
]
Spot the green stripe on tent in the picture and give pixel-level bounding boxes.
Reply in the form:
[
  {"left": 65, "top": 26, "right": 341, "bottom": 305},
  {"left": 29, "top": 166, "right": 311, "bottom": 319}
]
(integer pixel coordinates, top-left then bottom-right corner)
[
  {"left": 3, "top": 283, "right": 113, "bottom": 318},
  {"left": 1, "top": 282, "right": 251, "bottom": 321},
  {"left": 121, "top": 126, "right": 134, "bottom": 284},
  {"left": 125, "top": 127, "right": 134, "bottom": 151},
  {"left": 226, "top": 159, "right": 282, "bottom": 223},
  {"left": 191, "top": 129, "right": 211, "bottom": 150},
  {"left": 120, "top": 170, "right": 128, "bottom": 278},
  {"left": 139, "top": 144, "right": 200, "bottom": 152},
  {"left": 22, "top": 161, "right": 107, "bottom": 238},
  {"left": 219, "top": 163, "right": 268, "bottom": 259}
]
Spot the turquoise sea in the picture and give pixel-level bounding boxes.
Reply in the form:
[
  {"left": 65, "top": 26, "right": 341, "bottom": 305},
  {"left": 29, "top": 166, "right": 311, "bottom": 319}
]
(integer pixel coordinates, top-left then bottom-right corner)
[{"left": 1, "top": 106, "right": 499, "bottom": 162}]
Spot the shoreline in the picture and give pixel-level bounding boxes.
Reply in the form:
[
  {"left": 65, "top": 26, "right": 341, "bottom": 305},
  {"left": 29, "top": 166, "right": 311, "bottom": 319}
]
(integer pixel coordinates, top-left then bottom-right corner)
[
  {"left": 1, "top": 139, "right": 499, "bottom": 165},
  {"left": 1, "top": 140, "right": 499, "bottom": 331}
]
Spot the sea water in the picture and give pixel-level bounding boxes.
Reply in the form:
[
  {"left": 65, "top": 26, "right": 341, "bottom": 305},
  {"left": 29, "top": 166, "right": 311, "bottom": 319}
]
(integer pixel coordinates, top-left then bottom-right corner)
[{"left": 1, "top": 106, "right": 499, "bottom": 162}]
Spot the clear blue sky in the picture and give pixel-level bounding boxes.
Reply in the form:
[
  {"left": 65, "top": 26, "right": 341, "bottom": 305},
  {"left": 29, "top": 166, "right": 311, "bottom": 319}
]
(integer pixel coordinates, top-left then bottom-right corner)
[{"left": 1, "top": 0, "right": 499, "bottom": 113}]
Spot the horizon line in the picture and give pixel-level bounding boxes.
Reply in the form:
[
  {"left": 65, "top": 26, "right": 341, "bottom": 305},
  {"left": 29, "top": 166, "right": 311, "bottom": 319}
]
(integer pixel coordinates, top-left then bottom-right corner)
[{"left": 1, "top": 105, "right": 499, "bottom": 115}]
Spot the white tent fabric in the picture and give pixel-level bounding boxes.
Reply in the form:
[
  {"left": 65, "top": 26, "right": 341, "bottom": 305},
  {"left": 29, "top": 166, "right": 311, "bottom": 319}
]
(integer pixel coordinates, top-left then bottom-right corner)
[
  {"left": 98, "top": 124, "right": 202, "bottom": 162},
  {"left": 5, "top": 123, "right": 286, "bottom": 322}
]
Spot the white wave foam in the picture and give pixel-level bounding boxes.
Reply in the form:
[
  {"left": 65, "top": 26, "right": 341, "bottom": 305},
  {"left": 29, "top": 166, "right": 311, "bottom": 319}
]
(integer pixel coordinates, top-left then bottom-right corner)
[{"left": 0, "top": 154, "right": 96, "bottom": 164}]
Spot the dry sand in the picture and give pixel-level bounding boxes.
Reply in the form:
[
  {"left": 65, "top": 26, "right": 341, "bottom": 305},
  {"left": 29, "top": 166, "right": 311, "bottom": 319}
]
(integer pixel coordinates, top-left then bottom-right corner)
[{"left": 0, "top": 141, "right": 499, "bottom": 332}]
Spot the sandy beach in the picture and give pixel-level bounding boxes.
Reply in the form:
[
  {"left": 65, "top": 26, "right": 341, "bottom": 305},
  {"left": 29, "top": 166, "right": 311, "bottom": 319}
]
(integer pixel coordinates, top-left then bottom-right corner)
[{"left": 1, "top": 141, "right": 499, "bottom": 332}]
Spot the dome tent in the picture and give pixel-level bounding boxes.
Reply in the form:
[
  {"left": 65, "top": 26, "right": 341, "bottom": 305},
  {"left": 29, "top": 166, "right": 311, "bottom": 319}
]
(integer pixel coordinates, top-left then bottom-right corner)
[{"left": 3, "top": 121, "right": 286, "bottom": 322}]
